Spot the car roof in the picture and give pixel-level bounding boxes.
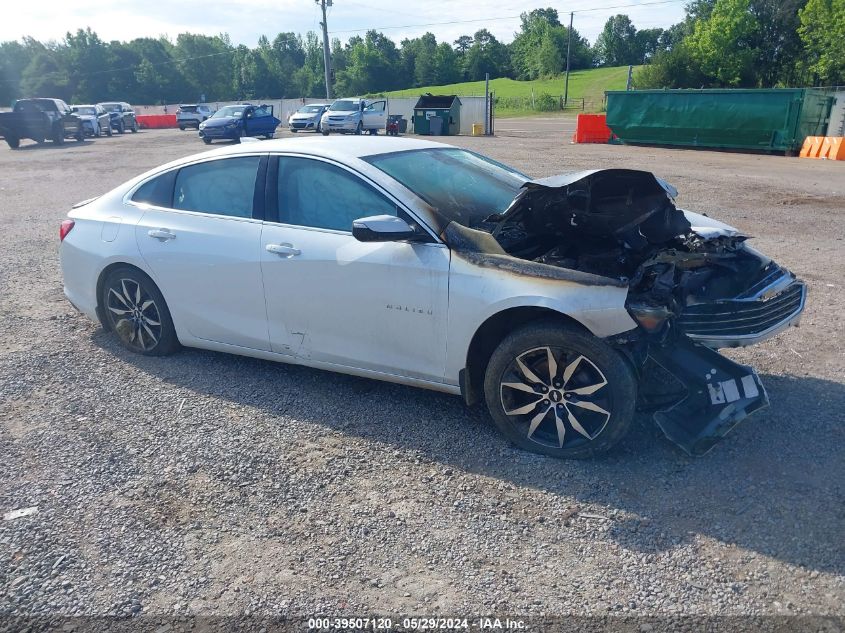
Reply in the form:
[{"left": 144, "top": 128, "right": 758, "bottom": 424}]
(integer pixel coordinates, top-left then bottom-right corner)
[
  {"left": 72, "top": 104, "right": 96, "bottom": 108},
  {"left": 201, "top": 136, "right": 449, "bottom": 161}
]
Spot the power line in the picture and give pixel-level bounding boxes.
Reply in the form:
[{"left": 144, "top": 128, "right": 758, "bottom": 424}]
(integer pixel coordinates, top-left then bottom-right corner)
[{"left": 329, "top": 0, "right": 687, "bottom": 34}]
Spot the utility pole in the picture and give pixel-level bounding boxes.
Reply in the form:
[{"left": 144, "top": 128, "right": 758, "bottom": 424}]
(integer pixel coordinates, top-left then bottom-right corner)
[
  {"left": 563, "top": 11, "right": 573, "bottom": 107},
  {"left": 317, "top": 0, "right": 333, "bottom": 100}
]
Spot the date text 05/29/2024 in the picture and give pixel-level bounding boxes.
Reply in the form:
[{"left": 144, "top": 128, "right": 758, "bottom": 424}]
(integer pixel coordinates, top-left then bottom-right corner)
[{"left": 308, "top": 617, "right": 527, "bottom": 630}]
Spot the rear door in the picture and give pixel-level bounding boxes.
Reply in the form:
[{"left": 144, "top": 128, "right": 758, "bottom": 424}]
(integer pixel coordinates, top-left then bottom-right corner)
[{"left": 134, "top": 154, "right": 272, "bottom": 351}]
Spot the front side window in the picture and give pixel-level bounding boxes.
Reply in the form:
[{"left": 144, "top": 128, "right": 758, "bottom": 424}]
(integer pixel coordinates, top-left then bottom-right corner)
[
  {"left": 174, "top": 157, "right": 260, "bottom": 218},
  {"left": 252, "top": 106, "right": 270, "bottom": 118},
  {"left": 277, "top": 157, "right": 396, "bottom": 231},
  {"left": 365, "top": 148, "right": 527, "bottom": 227},
  {"left": 329, "top": 100, "right": 358, "bottom": 112},
  {"left": 213, "top": 105, "right": 247, "bottom": 119},
  {"left": 365, "top": 101, "right": 385, "bottom": 112}
]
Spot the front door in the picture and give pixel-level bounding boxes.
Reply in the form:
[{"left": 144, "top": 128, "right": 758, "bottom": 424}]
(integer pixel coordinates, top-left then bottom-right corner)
[
  {"left": 135, "top": 155, "right": 271, "bottom": 351},
  {"left": 260, "top": 155, "right": 449, "bottom": 382},
  {"left": 363, "top": 100, "right": 386, "bottom": 131}
]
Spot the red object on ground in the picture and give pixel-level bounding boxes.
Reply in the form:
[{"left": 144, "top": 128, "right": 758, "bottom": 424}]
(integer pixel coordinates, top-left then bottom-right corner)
[
  {"left": 136, "top": 114, "right": 178, "bottom": 129},
  {"left": 573, "top": 113, "right": 612, "bottom": 144}
]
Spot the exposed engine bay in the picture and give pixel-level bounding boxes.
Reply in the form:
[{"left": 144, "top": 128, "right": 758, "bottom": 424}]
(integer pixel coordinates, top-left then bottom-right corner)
[{"left": 442, "top": 169, "right": 806, "bottom": 455}]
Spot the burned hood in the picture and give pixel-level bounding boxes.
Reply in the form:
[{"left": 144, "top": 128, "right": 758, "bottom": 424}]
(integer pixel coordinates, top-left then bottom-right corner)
[{"left": 499, "top": 169, "right": 691, "bottom": 252}]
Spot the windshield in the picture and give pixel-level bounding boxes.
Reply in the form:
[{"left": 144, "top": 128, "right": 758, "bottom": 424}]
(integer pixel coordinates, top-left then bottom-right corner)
[
  {"left": 180, "top": 105, "right": 198, "bottom": 112},
  {"left": 329, "top": 100, "right": 358, "bottom": 112},
  {"left": 100, "top": 103, "right": 121, "bottom": 112},
  {"left": 72, "top": 106, "right": 96, "bottom": 115},
  {"left": 365, "top": 148, "right": 528, "bottom": 227},
  {"left": 298, "top": 105, "right": 325, "bottom": 113},
  {"left": 213, "top": 105, "right": 246, "bottom": 118}
]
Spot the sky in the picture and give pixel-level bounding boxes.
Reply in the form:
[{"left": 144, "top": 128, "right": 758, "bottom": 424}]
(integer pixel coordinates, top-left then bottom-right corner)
[{"left": 1, "top": 0, "right": 688, "bottom": 48}]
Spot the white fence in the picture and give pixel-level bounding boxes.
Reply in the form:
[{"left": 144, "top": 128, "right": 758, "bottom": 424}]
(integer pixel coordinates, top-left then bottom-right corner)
[
  {"left": 827, "top": 90, "right": 845, "bottom": 137},
  {"left": 144, "top": 95, "right": 491, "bottom": 135}
]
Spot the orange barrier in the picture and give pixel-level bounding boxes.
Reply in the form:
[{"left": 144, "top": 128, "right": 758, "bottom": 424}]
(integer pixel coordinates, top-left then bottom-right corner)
[
  {"left": 799, "top": 135, "right": 845, "bottom": 160},
  {"left": 799, "top": 136, "right": 818, "bottom": 158},
  {"left": 136, "top": 114, "right": 178, "bottom": 129},
  {"left": 827, "top": 137, "right": 845, "bottom": 160},
  {"left": 573, "top": 113, "right": 612, "bottom": 144}
]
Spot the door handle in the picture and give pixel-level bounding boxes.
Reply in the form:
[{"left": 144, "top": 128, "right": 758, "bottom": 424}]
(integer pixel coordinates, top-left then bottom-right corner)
[
  {"left": 148, "top": 229, "right": 176, "bottom": 241},
  {"left": 266, "top": 243, "right": 301, "bottom": 258}
]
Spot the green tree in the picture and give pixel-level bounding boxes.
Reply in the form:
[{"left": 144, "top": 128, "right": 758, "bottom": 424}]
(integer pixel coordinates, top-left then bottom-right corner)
[
  {"left": 799, "top": 0, "right": 845, "bottom": 84},
  {"left": 686, "top": 0, "right": 758, "bottom": 86},
  {"left": 464, "top": 29, "right": 509, "bottom": 81},
  {"left": 594, "top": 14, "right": 639, "bottom": 66},
  {"left": 20, "top": 47, "right": 70, "bottom": 100},
  {"left": 174, "top": 33, "right": 233, "bottom": 101}
]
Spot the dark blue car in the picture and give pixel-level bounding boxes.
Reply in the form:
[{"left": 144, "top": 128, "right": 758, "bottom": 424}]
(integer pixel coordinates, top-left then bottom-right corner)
[{"left": 198, "top": 103, "right": 280, "bottom": 144}]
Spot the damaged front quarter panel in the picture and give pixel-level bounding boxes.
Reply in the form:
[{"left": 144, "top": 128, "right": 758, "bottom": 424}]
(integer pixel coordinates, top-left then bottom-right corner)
[{"left": 445, "top": 168, "right": 803, "bottom": 455}]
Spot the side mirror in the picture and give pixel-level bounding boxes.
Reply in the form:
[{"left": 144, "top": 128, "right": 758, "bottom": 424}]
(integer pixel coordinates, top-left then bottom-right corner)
[{"left": 352, "top": 215, "right": 423, "bottom": 243}]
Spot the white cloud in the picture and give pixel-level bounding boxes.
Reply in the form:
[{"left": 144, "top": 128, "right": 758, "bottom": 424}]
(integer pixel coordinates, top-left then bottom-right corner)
[{"left": 1, "top": 0, "right": 686, "bottom": 47}]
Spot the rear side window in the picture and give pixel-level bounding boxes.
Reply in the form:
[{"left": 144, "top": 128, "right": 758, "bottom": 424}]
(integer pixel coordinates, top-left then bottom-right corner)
[
  {"left": 132, "top": 171, "right": 176, "bottom": 207},
  {"left": 174, "top": 156, "right": 260, "bottom": 218}
]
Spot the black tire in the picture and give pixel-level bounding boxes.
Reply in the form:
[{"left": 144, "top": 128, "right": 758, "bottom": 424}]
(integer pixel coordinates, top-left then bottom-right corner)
[
  {"left": 203, "top": 137, "right": 212, "bottom": 145},
  {"left": 483, "top": 320, "right": 636, "bottom": 459},
  {"left": 290, "top": 128, "right": 298, "bottom": 133},
  {"left": 101, "top": 266, "right": 180, "bottom": 357},
  {"left": 179, "top": 125, "right": 185, "bottom": 131},
  {"left": 6, "top": 136, "right": 20, "bottom": 149},
  {"left": 369, "top": 128, "right": 378, "bottom": 135},
  {"left": 53, "top": 127, "right": 65, "bottom": 145},
  {"left": 131, "top": 121, "right": 138, "bottom": 133},
  {"left": 118, "top": 121, "right": 125, "bottom": 134},
  {"left": 321, "top": 129, "right": 330, "bottom": 136}
]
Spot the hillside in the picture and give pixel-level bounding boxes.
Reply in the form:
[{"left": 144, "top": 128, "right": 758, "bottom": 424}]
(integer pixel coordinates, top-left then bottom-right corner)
[{"left": 383, "top": 66, "right": 635, "bottom": 115}]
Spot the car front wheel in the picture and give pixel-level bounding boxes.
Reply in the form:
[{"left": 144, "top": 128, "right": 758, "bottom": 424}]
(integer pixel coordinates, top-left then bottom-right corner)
[
  {"left": 483, "top": 320, "right": 636, "bottom": 459},
  {"left": 101, "top": 267, "right": 179, "bottom": 356}
]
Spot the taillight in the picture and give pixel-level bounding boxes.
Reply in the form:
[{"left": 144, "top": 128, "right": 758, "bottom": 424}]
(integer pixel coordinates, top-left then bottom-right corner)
[{"left": 60, "top": 219, "right": 75, "bottom": 241}]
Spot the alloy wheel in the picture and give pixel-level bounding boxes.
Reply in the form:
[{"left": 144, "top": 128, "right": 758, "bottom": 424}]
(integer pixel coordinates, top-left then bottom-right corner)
[
  {"left": 106, "top": 278, "right": 163, "bottom": 352},
  {"left": 499, "top": 346, "right": 612, "bottom": 449}
]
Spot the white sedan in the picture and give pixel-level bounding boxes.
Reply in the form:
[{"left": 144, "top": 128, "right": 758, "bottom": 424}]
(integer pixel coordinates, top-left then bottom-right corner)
[{"left": 60, "top": 137, "right": 805, "bottom": 458}]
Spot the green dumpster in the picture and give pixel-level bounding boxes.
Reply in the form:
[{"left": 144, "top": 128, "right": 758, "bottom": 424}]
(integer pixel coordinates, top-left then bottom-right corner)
[
  {"left": 413, "top": 94, "right": 461, "bottom": 136},
  {"left": 605, "top": 88, "right": 834, "bottom": 153}
]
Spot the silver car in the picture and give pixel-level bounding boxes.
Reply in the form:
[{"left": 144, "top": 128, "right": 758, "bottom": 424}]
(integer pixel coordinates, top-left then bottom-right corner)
[
  {"left": 288, "top": 103, "right": 330, "bottom": 133},
  {"left": 59, "top": 137, "right": 805, "bottom": 458}
]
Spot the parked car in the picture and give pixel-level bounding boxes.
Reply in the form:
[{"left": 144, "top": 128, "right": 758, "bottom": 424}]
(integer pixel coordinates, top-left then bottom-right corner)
[
  {"left": 59, "top": 138, "right": 806, "bottom": 459},
  {"left": 198, "top": 103, "right": 280, "bottom": 144},
  {"left": 177, "top": 104, "right": 215, "bottom": 130},
  {"left": 71, "top": 104, "right": 112, "bottom": 137},
  {"left": 98, "top": 102, "right": 138, "bottom": 134},
  {"left": 288, "top": 103, "right": 330, "bottom": 133},
  {"left": 320, "top": 98, "right": 387, "bottom": 135},
  {"left": 0, "top": 98, "right": 84, "bottom": 148}
]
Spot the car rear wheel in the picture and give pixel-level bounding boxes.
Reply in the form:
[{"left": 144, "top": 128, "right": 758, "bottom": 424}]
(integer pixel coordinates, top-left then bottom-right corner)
[
  {"left": 101, "top": 267, "right": 179, "bottom": 356},
  {"left": 203, "top": 137, "right": 212, "bottom": 145},
  {"left": 483, "top": 320, "right": 636, "bottom": 459}
]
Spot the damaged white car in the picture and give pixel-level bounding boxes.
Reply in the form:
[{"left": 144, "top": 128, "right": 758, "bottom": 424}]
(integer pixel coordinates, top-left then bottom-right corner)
[{"left": 60, "top": 138, "right": 806, "bottom": 458}]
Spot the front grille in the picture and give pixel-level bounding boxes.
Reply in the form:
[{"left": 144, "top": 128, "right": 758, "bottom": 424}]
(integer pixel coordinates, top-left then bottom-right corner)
[{"left": 678, "top": 281, "right": 805, "bottom": 337}]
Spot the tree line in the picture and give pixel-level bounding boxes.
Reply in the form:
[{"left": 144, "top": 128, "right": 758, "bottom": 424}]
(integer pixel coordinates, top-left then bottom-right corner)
[{"left": 0, "top": 1, "right": 841, "bottom": 107}]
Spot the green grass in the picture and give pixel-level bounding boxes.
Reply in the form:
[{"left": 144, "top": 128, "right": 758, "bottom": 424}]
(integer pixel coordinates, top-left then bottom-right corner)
[{"left": 383, "top": 66, "right": 635, "bottom": 116}]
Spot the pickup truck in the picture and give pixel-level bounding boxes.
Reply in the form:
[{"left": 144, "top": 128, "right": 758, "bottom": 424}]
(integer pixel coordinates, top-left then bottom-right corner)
[
  {"left": 320, "top": 98, "right": 387, "bottom": 135},
  {"left": 0, "top": 98, "right": 84, "bottom": 148}
]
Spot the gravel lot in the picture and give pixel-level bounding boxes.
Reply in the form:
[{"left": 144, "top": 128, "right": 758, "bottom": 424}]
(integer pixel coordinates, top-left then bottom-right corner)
[{"left": 1, "top": 122, "right": 844, "bottom": 629}]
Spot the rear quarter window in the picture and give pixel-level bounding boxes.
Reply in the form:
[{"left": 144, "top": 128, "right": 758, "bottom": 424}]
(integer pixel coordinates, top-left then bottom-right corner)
[{"left": 131, "top": 171, "right": 176, "bottom": 208}]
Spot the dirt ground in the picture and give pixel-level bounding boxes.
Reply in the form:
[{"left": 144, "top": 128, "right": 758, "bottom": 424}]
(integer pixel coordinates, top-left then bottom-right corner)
[{"left": 1, "top": 120, "right": 843, "bottom": 629}]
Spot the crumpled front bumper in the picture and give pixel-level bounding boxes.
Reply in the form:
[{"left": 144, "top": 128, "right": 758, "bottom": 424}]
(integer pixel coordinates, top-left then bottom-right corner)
[{"left": 645, "top": 337, "right": 769, "bottom": 455}]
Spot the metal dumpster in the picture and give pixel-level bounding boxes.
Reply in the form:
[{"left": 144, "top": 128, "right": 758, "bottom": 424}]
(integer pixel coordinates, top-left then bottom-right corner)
[
  {"left": 413, "top": 94, "right": 461, "bottom": 136},
  {"left": 605, "top": 88, "right": 834, "bottom": 153}
]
